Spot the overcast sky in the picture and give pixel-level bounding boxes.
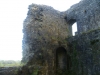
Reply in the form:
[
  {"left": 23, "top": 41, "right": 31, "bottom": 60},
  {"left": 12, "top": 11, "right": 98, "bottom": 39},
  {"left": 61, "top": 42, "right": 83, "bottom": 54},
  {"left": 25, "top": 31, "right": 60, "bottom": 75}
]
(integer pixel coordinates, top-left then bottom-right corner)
[{"left": 0, "top": 0, "right": 80, "bottom": 60}]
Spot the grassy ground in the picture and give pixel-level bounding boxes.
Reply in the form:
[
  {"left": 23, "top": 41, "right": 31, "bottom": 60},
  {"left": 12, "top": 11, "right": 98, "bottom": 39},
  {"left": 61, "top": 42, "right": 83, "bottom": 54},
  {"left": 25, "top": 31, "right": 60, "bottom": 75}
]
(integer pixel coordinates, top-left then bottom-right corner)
[{"left": 0, "top": 60, "right": 22, "bottom": 67}]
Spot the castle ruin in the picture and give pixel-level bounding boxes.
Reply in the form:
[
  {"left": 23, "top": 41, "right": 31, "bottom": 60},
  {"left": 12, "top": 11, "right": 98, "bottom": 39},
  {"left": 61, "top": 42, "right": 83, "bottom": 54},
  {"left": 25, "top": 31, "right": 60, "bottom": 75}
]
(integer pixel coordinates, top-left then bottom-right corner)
[{"left": 21, "top": 0, "right": 100, "bottom": 75}]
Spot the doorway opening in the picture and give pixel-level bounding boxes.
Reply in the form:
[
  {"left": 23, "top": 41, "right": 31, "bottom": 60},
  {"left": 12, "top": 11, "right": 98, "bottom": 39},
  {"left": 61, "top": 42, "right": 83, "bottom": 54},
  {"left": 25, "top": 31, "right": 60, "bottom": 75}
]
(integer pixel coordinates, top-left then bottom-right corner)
[
  {"left": 55, "top": 47, "right": 71, "bottom": 75},
  {"left": 56, "top": 47, "right": 67, "bottom": 75}
]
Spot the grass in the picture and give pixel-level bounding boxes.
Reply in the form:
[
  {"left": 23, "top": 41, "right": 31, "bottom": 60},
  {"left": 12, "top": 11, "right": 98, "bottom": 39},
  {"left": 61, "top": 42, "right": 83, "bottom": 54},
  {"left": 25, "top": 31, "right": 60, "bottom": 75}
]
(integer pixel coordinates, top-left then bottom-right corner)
[{"left": 0, "top": 60, "right": 22, "bottom": 67}]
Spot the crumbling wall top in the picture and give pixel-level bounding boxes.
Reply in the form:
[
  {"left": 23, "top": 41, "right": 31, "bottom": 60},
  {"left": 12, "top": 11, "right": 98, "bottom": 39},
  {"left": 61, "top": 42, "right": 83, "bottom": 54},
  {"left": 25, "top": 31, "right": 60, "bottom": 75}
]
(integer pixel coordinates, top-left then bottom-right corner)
[{"left": 66, "top": 0, "right": 100, "bottom": 34}]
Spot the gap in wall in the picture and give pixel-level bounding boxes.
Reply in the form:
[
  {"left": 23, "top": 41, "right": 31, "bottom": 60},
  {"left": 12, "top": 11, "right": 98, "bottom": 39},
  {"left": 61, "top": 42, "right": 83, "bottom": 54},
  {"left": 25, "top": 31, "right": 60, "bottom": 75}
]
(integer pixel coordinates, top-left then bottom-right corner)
[{"left": 72, "top": 22, "right": 77, "bottom": 36}]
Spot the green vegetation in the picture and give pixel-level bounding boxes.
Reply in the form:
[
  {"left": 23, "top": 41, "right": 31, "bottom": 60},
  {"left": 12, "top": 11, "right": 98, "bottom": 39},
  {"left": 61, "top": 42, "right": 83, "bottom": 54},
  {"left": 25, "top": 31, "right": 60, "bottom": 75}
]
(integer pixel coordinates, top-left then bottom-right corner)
[
  {"left": 31, "top": 69, "right": 39, "bottom": 75},
  {"left": 0, "top": 60, "right": 22, "bottom": 67}
]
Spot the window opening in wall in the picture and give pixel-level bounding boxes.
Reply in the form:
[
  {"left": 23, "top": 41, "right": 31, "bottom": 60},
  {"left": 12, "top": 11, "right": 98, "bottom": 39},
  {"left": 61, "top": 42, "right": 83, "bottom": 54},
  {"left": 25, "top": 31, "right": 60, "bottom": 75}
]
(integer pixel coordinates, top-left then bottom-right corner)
[
  {"left": 72, "top": 22, "right": 77, "bottom": 36},
  {"left": 68, "top": 19, "right": 77, "bottom": 36}
]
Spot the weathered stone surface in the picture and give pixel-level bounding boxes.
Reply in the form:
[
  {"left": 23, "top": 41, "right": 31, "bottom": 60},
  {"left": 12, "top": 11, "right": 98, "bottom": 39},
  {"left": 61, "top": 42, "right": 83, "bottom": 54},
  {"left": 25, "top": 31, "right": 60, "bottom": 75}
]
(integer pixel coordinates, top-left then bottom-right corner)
[
  {"left": 22, "top": 4, "right": 69, "bottom": 63},
  {"left": 67, "top": 29, "right": 100, "bottom": 75},
  {"left": 21, "top": 0, "right": 100, "bottom": 75},
  {"left": 66, "top": 0, "right": 100, "bottom": 34},
  {"left": 0, "top": 67, "right": 19, "bottom": 75},
  {"left": 22, "top": 4, "right": 69, "bottom": 75}
]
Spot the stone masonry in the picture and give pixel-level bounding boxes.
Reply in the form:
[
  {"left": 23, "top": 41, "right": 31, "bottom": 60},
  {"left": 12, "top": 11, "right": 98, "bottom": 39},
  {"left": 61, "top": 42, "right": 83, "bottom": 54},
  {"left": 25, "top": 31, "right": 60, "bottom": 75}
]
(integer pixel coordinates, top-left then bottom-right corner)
[{"left": 21, "top": 0, "right": 100, "bottom": 75}]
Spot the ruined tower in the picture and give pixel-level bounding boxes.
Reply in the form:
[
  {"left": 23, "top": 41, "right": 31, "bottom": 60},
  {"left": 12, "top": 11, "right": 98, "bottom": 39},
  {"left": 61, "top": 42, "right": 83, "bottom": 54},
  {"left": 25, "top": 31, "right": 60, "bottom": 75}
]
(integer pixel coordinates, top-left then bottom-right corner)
[{"left": 21, "top": 0, "right": 100, "bottom": 75}]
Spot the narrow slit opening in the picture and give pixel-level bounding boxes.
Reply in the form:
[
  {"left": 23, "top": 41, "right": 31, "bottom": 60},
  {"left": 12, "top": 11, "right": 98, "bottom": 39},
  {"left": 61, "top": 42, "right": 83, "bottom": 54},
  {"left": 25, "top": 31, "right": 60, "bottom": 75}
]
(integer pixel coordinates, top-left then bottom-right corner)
[{"left": 72, "top": 22, "right": 77, "bottom": 36}]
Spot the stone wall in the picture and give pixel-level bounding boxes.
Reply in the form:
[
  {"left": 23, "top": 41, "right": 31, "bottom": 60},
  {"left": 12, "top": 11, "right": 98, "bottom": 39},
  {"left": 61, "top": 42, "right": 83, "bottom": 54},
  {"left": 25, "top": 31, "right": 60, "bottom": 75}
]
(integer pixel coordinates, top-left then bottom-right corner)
[
  {"left": 67, "top": 28, "right": 100, "bottom": 75},
  {"left": 66, "top": 0, "right": 100, "bottom": 34},
  {"left": 22, "top": 4, "right": 69, "bottom": 75},
  {"left": 21, "top": 0, "right": 100, "bottom": 75}
]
